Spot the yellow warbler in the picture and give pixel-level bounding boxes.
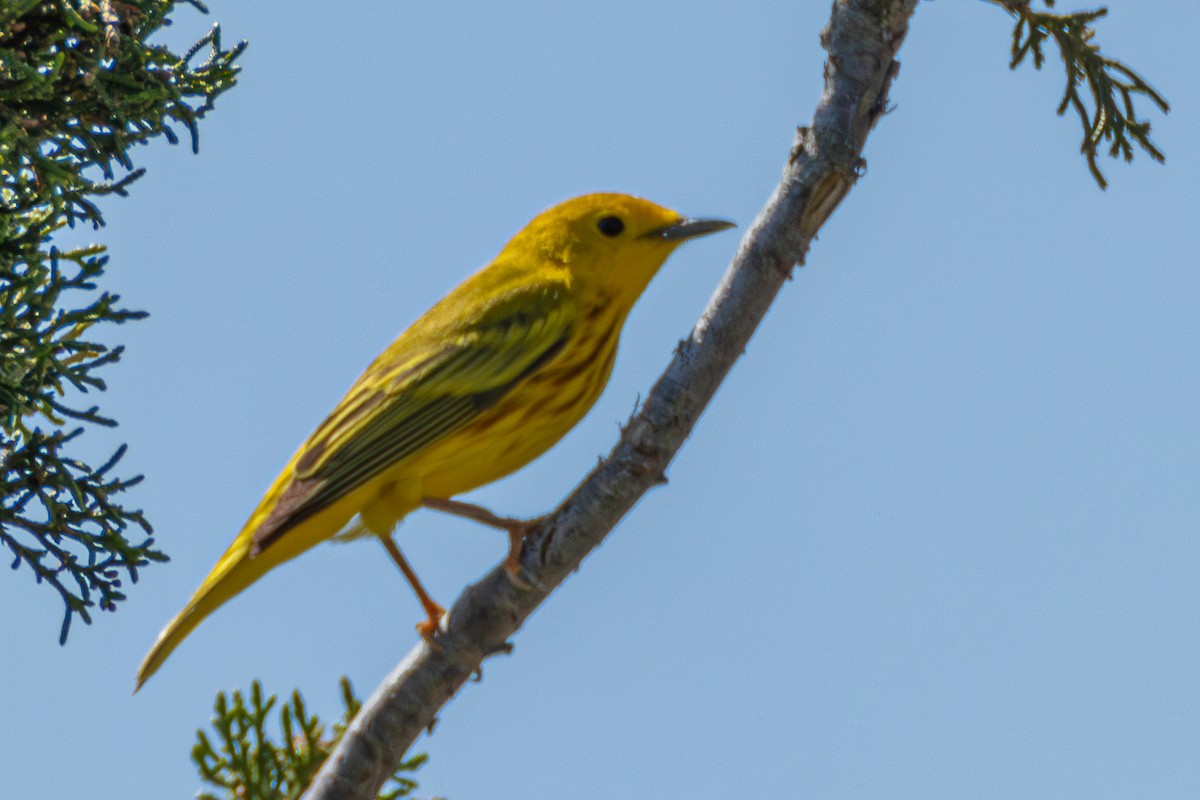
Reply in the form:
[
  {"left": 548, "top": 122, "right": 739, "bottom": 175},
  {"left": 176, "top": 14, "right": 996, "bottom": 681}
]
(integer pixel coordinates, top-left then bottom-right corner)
[{"left": 136, "top": 193, "right": 733, "bottom": 689}]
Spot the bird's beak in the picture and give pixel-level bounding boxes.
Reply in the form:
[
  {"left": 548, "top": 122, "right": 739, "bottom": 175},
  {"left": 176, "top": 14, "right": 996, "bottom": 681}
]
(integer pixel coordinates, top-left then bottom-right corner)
[{"left": 645, "top": 217, "right": 736, "bottom": 242}]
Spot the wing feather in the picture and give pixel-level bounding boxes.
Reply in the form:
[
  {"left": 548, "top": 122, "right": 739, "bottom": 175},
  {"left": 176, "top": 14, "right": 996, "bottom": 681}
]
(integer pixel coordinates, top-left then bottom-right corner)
[{"left": 250, "top": 280, "right": 574, "bottom": 552}]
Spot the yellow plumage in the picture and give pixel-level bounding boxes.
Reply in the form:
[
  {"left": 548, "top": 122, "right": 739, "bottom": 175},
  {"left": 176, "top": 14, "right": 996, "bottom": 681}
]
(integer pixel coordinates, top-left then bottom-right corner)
[{"left": 136, "top": 193, "right": 732, "bottom": 689}]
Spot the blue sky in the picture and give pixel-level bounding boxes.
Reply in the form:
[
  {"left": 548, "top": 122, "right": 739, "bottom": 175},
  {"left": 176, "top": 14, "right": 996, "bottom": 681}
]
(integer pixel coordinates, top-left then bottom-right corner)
[{"left": 3, "top": 1, "right": 1198, "bottom": 798}]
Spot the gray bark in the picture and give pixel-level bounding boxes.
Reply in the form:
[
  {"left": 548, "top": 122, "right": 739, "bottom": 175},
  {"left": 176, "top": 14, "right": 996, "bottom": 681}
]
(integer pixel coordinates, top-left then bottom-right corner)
[{"left": 302, "top": 2, "right": 920, "bottom": 797}]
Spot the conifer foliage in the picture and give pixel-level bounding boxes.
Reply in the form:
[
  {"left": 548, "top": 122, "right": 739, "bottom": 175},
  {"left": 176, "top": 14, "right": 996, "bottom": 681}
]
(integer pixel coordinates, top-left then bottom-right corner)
[
  {"left": 991, "top": 0, "right": 1168, "bottom": 187},
  {"left": 194, "top": 678, "right": 427, "bottom": 800},
  {"left": 0, "top": 0, "right": 244, "bottom": 642}
]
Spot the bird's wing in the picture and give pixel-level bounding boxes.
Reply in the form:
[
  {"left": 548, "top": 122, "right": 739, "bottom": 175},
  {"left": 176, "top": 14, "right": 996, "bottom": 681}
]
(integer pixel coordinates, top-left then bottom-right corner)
[{"left": 250, "top": 282, "right": 574, "bottom": 552}]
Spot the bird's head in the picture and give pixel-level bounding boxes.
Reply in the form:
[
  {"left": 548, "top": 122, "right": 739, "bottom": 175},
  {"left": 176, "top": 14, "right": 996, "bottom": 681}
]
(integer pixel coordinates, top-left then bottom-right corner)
[{"left": 505, "top": 193, "right": 735, "bottom": 306}]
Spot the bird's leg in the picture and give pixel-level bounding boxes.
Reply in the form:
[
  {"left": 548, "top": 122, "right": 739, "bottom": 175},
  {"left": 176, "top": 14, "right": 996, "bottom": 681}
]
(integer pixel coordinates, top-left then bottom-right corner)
[
  {"left": 420, "top": 497, "right": 535, "bottom": 576},
  {"left": 378, "top": 534, "right": 445, "bottom": 640}
]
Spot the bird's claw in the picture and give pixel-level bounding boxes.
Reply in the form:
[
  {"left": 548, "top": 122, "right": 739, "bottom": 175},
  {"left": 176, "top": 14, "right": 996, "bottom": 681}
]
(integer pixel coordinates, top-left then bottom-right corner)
[{"left": 415, "top": 613, "right": 447, "bottom": 654}]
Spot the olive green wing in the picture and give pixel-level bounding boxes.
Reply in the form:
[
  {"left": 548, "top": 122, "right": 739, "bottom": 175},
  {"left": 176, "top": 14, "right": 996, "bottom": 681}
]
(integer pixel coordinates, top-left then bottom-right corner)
[{"left": 250, "top": 283, "right": 574, "bottom": 553}]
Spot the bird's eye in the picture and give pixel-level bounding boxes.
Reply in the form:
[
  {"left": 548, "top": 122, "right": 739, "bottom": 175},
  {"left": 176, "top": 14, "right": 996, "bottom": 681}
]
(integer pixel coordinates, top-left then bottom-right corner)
[{"left": 597, "top": 215, "right": 624, "bottom": 237}]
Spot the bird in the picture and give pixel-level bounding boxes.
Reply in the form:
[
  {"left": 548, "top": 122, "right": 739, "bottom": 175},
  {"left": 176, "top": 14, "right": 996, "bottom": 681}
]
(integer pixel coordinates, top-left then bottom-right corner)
[{"left": 135, "top": 193, "right": 734, "bottom": 690}]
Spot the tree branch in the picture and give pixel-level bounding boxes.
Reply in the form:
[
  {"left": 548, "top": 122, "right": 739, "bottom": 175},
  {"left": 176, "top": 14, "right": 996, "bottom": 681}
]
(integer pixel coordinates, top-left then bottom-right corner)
[{"left": 301, "top": 2, "right": 919, "bottom": 797}]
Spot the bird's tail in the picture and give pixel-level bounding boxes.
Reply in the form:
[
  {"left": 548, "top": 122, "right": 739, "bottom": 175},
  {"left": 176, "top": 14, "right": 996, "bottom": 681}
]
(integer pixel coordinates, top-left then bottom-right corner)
[
  {"left": 134, "top": 530, "right": 271, "bottom": 692},
  {"left": 134, "top": 490, "right": 363, "bottom": 691},
  {"left": 134, "top": 469, "right": 419, "bottom": 691}
]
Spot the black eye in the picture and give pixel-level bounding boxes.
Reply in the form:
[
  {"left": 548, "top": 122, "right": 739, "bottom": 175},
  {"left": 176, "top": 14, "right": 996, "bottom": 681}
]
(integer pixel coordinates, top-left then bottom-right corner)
[{"left": 597, "top": 215, "right": 624, "bottom": 237}]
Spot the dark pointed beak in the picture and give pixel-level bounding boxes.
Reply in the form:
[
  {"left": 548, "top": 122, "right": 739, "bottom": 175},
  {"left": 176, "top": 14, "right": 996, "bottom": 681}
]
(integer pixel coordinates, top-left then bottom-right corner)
[{"left": 645, "top": 217, "right": 736, "bottom": 242}]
